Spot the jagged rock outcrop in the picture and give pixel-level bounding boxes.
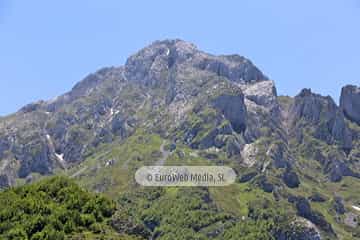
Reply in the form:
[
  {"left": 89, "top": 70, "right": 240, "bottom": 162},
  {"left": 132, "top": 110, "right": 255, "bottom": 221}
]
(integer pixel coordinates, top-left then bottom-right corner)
[
  {"left": 293, "top": 197, "right": 334, "bottom": 234},
  {"left": 125, "top": 39, "right": 268, "bottom": 86},
  {"left": 286, "top": 88, "right": 360, "bottom": 182},
  {"left": 1, "top": 39, "right": 360, "bottom": 238},
  {"left": 210, "top": 85, "right": 247, "bottom": 133},
  {"left": 0, "top": 69, "right": 131, "bottom": 178},
  {"left": 196, "top": 124, "right": 233, "bottom": 150},
  {"left": 239, "top": 79, "right": 282, "bottom": 145},
  {"left": 46, "top": 67, "right": 125, "bottom": 113},
  {"left": 266, "top": 141, "right": 292, "bottom": 169},
  {"left": 20, "top": 101, "right": 46, "bottom": 113},
  {"left": 240, "top": 80, "right": 278, "bottom": 110},
  {"left": 340, "top": 84, "right": 360, "bottom": 125},
  {"left": 323, "top": 151, "right": 360, "bottom": 182},
  {"left": 195, "top": 54, "right": 267, "bottom": 83},
  {"left": 290, "top": 89, "right": 352, "bottom": 150},
  {"left": 0, "top": 39, "right": 272, "bottom": 181}
]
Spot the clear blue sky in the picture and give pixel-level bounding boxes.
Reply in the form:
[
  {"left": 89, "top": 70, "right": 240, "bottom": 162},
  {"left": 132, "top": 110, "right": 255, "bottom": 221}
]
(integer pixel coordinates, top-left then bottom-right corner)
[{"left": 1, "top": 0, "right": 359, "bottom": 116}]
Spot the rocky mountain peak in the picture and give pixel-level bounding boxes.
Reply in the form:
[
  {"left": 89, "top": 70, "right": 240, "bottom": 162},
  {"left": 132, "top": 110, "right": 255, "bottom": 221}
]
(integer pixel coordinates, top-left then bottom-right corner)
[
  {"left": 124, "top": 39, "right": 198, "bottom": 85},
  {"left": 340, "top": 84, "right": 360, "bottom": 125},
  {"left": 1, "top": 40, "right": 359, "bottom": 192},
  {"left": 290, "top": 88, "right": 352, "bottom": 150},
  {"left": 70, "top": 67, "right": 124, "bottom": 97},
  {"left": 1, "top": 40, "right": 360, "bottom": 239},
  {"left": 291, "top": 88, "right": 337, "bottom": 124},
  {"left": 125, "top": 39, "right": 268, "bottom": 86}
]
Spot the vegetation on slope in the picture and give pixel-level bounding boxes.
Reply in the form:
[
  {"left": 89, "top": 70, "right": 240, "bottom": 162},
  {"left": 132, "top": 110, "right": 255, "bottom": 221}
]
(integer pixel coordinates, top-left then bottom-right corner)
[{"left": 0, "top": 176, "right": 136, "bottom": 240}]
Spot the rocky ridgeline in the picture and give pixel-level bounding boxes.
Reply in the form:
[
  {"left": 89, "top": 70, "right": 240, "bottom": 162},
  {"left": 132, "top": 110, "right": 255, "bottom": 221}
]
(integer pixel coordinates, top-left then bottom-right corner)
[
  {"left": 1, "top": 39, "right": 360, "bottom": 239},
  {"left": 0, "top": 39, "right": 359, "bottom": 190}
]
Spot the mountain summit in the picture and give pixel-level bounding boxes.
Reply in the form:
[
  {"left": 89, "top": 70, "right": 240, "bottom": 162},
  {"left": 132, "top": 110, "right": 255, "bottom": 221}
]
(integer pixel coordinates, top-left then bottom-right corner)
[
  {"left": 0, "top": 39, "right": 360, "bottom": 239},
  {"left": 0, "top": 39, "right": 273, "bottom": 180}
]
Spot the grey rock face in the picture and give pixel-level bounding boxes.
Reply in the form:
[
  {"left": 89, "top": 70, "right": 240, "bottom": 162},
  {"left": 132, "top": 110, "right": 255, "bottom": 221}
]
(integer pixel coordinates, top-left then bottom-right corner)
[
  {"left": 0, "top": 67, "right": 135, "bottom": 180},
  {"left": 15, "top": 139, "right": 53, "bottom": 178},
  {"left": 291, "top": 89, "right": 336, "bottom": 124},
  {"left": 201, "top": 128, "right": 233, "bottom": 150},
  {"left": 0, "top": 138, "right": 10, "bottom": 160},
  {"left": 0, "top": 174, "right": 10, "bottom": 189},
  {"left": 214, "top": 133, "right": 243, "bottom": 157},
  {"left": 2, "top": 39, "right": 267, "bottom": 181},
  {"left": 325, "top": 158, "right": 359, "bottom": 182},
  {"left": 211, "top": 89, "right": 247, "bottom": 133},
  {"left": 290, "top": 89, "right": 352, "bottom": 150},
  {"left": 111, "top": 114, "right": 132, "bottom": 138},
  {"left": 241, "top": 80, "right": 278, "bottom": 109},
  {"left": 1, "top": 38, "right": 359, "bottom": 205},
  {"left": 62, "top": 128, "right": 87, "bottom": 164},
  {"left": 2, "top": 38, "right": 360, "bottom": 238},
  {"left": 311, "top": 149, "right": 359, "bottom": 182},
  {"left": 125, "top": 39, "right": 267, "bottom": 87},
  {"left": 340, "top": 85, "right": 360, "bottom": 125},
  {"left": 71, "top": 67, "right": 123, "bottom": 98},
  {"left": 20, "top": 101, "right": 46, "bottom": 113},
  {"left": 125, "top": 39, "right": 197, "bottom": 86},
  {"left": 195, "top": 54, "right": 267, "bottom": 83},
  {"left": 47, "top": 67, "right": 124, "bottom": 112},
  {"left": 266, "top": 142, "right": 291, "bottom": 169},
  {"left": 225, "top": 136, "right": 242, "bottom": 157}
]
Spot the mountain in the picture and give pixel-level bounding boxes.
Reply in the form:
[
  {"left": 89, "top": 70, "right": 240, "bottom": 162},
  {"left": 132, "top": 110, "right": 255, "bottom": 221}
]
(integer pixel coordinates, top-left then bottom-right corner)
[{"left": 0, "top": 39, "right": 360, "bottom": 239}]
